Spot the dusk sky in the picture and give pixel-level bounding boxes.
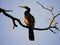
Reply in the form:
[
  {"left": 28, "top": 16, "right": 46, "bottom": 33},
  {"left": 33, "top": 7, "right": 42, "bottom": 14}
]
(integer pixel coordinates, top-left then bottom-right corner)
[{"left": 0, "top": 0, "right": 60, "bottom": 45}]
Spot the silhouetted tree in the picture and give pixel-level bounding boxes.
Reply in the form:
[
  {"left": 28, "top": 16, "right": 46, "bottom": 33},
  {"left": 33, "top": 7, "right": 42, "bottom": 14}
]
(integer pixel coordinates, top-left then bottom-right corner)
[{"left": 0, "top": 1, "right": 60, "bottom": 41}]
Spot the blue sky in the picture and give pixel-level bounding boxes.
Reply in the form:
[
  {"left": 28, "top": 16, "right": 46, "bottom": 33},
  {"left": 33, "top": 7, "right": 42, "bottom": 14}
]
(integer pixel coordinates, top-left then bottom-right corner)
[{"left": 0, "top": 0, "right": 60, "bottom": 45}]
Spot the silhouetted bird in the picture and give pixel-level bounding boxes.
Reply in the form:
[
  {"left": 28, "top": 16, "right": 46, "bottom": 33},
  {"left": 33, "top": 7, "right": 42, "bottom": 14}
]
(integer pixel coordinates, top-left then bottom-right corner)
[{"left": 20, "top": 6, "right": 35, "bottom": 41}]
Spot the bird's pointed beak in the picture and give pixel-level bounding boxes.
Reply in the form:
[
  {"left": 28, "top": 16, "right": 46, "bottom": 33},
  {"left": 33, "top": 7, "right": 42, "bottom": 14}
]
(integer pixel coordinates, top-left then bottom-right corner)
[{"left": 19, "top": 6, "right": 25, "bottom": 8}]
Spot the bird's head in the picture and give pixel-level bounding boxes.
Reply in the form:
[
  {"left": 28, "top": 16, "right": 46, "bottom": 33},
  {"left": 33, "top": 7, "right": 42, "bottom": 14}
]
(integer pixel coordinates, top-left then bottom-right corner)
[{"left": 19, "top": 6, "right": 30, "bottom": 10}]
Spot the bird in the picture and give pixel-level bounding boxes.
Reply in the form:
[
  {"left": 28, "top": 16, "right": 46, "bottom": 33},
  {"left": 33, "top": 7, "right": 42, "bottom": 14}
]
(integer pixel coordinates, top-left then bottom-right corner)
[{"left": 20, "top": 6, "right": 35, "bottom": 41}]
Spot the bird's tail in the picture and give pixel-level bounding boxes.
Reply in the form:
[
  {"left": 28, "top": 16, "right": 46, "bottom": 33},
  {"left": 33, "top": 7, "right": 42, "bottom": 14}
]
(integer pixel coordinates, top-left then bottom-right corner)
[{"left": 29, "top": 28, "right": 35, "bottom": 41}]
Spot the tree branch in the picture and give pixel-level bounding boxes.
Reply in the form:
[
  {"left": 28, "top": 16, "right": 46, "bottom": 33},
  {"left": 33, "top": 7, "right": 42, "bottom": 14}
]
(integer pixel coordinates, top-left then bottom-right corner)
[
  {"left": 36, "top": 1, "right": 60, "bottom": 33},
  {"left": 0, "top": 5, "right": 60, "bottom": 32}
]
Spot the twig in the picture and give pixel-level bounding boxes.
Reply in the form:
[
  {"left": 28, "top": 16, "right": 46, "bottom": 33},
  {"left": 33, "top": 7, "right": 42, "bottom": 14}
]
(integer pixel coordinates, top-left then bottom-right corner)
[{"left": 49, "top": 29, "right": 56, "bottom": 34}]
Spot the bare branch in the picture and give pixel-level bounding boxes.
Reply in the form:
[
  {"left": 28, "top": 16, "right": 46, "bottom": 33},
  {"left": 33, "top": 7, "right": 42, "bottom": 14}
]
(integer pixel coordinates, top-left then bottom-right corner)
[
  {"left": 36, "top": 1, "right": 60, "bottom": 32},
  {"left": 36, "top": 1, "right": 54, "bottom": 26},
  {"left": 0, "top": 8, "right": 58, "bottom": 31},
  {"left": 36, "top": 1, "right": 52, "bottom": 11},
  {"left": 0, "top": 8, "right": 13, "bottom": 12}
]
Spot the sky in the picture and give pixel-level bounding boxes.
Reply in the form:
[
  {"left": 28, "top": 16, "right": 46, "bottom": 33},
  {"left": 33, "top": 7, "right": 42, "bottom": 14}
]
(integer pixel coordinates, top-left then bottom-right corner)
[{"left": 0, "top": 0, "right": 60, "bottom": 45}]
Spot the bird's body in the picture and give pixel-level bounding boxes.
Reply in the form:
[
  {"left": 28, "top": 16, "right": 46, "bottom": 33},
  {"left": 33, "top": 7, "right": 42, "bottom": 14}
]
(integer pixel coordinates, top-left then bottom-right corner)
[{"left": 20, "top": 6, "right": 35, "bottom": 41}]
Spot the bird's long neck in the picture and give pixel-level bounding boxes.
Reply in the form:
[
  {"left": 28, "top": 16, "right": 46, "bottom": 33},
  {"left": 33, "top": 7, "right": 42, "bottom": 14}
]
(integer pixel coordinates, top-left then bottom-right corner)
[{"left": 25, "top": 8, "right": 30, "bottom": 14}]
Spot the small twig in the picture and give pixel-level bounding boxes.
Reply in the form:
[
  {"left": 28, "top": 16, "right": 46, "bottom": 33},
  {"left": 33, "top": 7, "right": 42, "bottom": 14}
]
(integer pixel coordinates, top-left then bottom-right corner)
[
  {"left": 5, "top": 10, "right": 13, "bottom": 12},
  {"left": 36, "top": 1, "right": 52, "bottom": 11},
  {"left": 55, "top": 13, "right": 60, "bottom": 17},
  {"left": 49, "top": 29, "right": 56, "bottom": 34},
  {"left": 12, "top": 19, "right": 18, "bottom": 29}
]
